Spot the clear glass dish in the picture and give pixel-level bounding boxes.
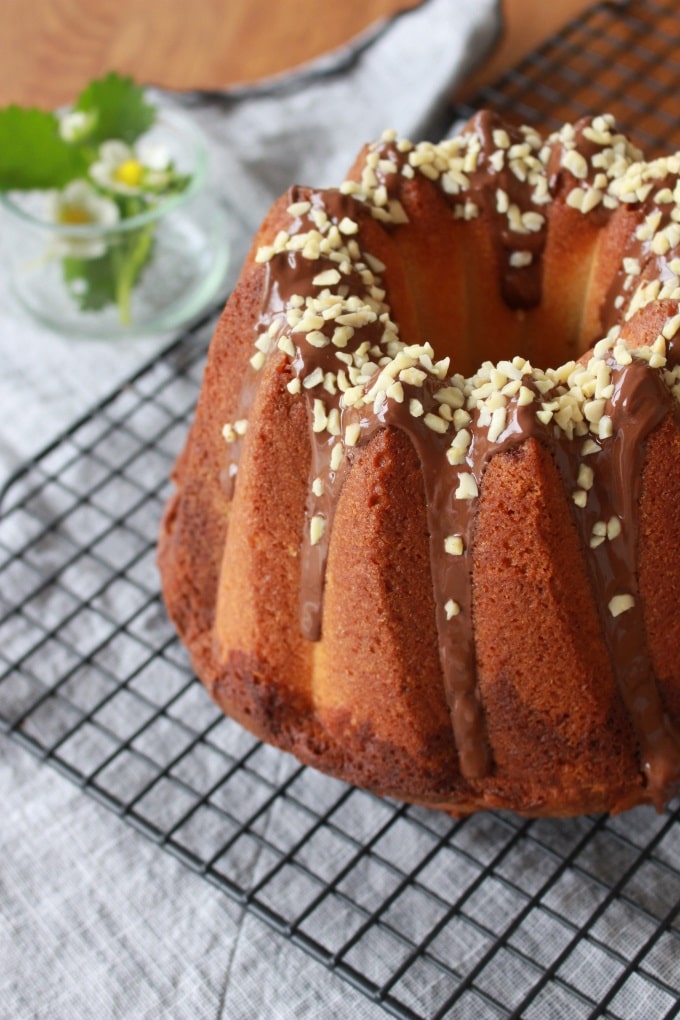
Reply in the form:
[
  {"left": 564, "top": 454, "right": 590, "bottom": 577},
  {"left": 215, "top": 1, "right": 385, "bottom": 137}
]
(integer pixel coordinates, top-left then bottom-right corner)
[{"left": 0, "top": 110, "right": 230, "bottom": 339}]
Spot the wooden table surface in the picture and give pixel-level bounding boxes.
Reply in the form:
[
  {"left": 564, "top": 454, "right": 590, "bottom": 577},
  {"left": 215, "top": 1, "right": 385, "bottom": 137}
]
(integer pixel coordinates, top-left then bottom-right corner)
[{"left": 0, "top": 0, "right": 595, "bottom": 110}]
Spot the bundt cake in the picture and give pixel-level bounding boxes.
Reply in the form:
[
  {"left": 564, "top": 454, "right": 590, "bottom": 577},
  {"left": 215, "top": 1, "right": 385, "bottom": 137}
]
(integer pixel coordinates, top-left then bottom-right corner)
[{"left": 159, "top": 111, "right": 680, "bottom": 817}]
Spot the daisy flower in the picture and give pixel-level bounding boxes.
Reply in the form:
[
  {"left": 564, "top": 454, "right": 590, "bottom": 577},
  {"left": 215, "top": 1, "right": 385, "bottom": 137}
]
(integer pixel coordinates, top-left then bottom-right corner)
[
  {"left": 89, "top": 139, "right": 173, "bottom": 196},
  {"left": 50, "top": 179, "right": 120, "bottom": 258}
]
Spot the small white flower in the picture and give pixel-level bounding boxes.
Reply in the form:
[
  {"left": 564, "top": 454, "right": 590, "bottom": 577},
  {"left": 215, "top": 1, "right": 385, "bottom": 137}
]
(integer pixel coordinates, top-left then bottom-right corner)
[
  {"left": 138, "top": 142, "right": 170, "bottom": 171},
  {"left": 50, "top": 179, "right": 119, "bottom": 259},
  {"left": 137, "top": 142, "right": 173, "bottom": 190},
  {"left": 59, "top": 109, "right": 95, "bottom": 143},
  {"left": 89, "top": 139, "right": 173, "bottom": 195},
  {"left": 90, "top": 140, "right": 139, "bottom": 194}
]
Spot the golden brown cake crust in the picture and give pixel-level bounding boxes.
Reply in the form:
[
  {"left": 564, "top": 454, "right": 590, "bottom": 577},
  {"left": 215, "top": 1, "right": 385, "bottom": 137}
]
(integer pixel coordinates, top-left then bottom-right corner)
[{"left": 159, "top": 113, "right": 680, "bottom": 817}]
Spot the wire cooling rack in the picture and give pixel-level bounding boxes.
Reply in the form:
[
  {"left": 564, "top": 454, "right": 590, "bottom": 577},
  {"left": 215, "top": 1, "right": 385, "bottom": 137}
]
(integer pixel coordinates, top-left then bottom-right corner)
[
  {"left": 2, "top": 2, "right": 680, "bottom": 1018},
  {"left": 455, "top": 0, "right": 680, "bottom": 156}
]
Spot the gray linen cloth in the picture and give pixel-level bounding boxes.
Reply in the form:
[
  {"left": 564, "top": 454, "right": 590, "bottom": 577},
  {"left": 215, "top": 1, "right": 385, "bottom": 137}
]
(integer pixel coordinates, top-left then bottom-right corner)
[{"left": 0, "top": 1, "right": 501, "bottom": 1017}]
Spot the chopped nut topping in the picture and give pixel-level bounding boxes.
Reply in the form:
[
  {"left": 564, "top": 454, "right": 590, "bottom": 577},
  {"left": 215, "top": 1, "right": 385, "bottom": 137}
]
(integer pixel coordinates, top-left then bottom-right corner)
[
  {"left": 287, "top": 200, "right": 312, "bottom": 217},
  {"left": 663, "top": 314, "right": 680, "bottom": 340},
  {"left": 487, "top": 406, "right": 507, "bottom": 443},
  {"left": 222, "top": 419, "right": 248, "bottom": 443},
  {"left": 455, "top": 473, "right": 479, "bottom": 500},
  {"left": 310, "top": 515, "right": 326, "bottom": 546},
  {"left": 312, "top": 268, "right": 342, "bottom": 287},
  {"left": 312, "top": 399, "right": 328, "bottom": 433},
  {"left": 607, "top": 516, "right": 622, "bottom": 540},
  {"left": 345, "top": 422, "right": 361, "bottom": 447},
  {"left": 609, "top": 593, "right": 635, "bottom": 617},
  {"left": 445, "top": 535, "right": 464, "bottom": 556},
  {"left": 562, "top": 148, "right": 588, "bottom": 179},
  {"left": 424, "top": 412, "right": 449, "bottom": 434},
  {"left": 509, "top": 250, "right": 533, "bottom": 268},
  {"left": 330, "top": 443, "right": 344, "bottom": 471},
  {"left": 444, "top": 599, "right": 461, "bottom": 619}
]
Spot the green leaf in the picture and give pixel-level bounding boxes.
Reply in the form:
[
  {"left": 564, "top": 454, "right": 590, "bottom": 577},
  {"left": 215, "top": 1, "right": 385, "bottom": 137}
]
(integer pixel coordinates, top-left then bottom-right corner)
[
  {"left": 62, "top": 252, "right": 118, "bottom": 312},
  {"left": 0, "top": 107, "right": 88, "bottom": 189},
  {"left": 74, "top": 72, "right": 155, "bottom": 146}
]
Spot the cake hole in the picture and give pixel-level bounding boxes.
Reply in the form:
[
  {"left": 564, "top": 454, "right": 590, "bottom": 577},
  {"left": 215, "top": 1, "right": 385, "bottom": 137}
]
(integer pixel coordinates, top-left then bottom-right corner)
[{"left": 400, "top": 210, "right": 609, "bottom": 377}]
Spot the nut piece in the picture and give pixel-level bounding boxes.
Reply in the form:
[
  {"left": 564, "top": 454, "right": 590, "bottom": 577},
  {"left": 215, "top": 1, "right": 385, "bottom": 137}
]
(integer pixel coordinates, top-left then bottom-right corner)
[
  {"left": 310, "top": 515, "right": 326, "bottom": 546},
  {"left": 608, "top": 594, "right": 635, "bottom": 617},
  {"left": 455, "top": 473, "right": 479, "bottom": 500},
  {"left": 222, "top": 420, "right": 248, "bottom": 443},
  {"left": 444, "top": 535, "right": 464, "bottom": 556},
  {"left": 444, "top": 599, "right": 461, "bottom": 620}
]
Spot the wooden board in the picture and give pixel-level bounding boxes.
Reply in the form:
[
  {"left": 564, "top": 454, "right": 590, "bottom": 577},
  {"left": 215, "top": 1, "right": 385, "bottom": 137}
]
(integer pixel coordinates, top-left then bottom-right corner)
[
  {"left": 0, "top": 0, "right": 422, "bottom": 108},
  {"left": 0, "top": 0, "right": 598, "bottom": 111}
]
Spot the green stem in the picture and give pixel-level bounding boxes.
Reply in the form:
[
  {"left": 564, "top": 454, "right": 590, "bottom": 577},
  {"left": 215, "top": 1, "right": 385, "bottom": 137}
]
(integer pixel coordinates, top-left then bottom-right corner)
[{"left": 115, "top": 224, "right": 154, "bottom": 325}]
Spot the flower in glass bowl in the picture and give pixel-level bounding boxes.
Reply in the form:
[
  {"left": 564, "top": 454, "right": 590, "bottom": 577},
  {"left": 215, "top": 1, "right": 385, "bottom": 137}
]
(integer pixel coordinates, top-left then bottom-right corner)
[
  {"left": 50, "top": 179, "right": 120, "bottom": 258},
  {"left": 0, "top": 72, "right": 229, "bottom": 336},
  {"left": 89, "top": 139, "right": 176, "bottom": 196},
  {"left": 56, "top": 127, "right": 191, "bottom": 325}
]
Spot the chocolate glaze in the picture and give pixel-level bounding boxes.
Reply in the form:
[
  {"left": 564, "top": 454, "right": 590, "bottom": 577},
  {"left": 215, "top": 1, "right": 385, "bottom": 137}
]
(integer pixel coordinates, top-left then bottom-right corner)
[
  {"left": 222, "top": 115, "right": 680, "bottom": 806},
  {"left": 460, "top": 111, "right": 547, "bottom": 308},
  {"left": 557, "top": 363, "right": 680, "bottom": 808}
]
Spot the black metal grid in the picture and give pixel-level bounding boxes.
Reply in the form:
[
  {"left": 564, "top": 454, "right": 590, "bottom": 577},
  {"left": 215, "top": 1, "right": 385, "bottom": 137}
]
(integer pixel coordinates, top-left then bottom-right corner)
[
  {"left": 455, "top": 0, "right": 680, "bottom": 156},
  {"left": 2, "top": 2, "right": 680, "bottom": 1017}
]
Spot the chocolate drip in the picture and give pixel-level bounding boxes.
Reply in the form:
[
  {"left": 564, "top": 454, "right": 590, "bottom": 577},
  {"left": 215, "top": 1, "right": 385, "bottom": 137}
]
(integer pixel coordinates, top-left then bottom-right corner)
[
  {"left": 464, "top": 111, "right": 547, "bottom": 308},
  {"left": 298, "top": 430, "right": 349, "bottom": 641},
  {"left": 555, "top": 363, "right": 680, "bottom": 808},
  {"left": 369, "top": 388, "right": 493, "bottom": 780},
  {"left": 261, "top": 188, "right": 381, "bottom": 641}
]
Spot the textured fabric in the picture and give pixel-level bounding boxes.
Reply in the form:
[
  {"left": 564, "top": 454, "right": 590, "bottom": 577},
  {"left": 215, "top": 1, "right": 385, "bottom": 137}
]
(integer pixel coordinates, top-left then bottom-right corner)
[
  {"left": 0, "top": 1, "right": 501, "bottom": 1016},
  {"left": 0, "top": 739, "right": 388, "bottom": 1019}
]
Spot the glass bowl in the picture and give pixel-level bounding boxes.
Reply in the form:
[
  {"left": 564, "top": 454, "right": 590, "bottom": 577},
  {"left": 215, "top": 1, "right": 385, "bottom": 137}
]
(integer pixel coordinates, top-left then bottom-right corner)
[{"left": 0, "top": 110, "right": 230, "bottom": 339}]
